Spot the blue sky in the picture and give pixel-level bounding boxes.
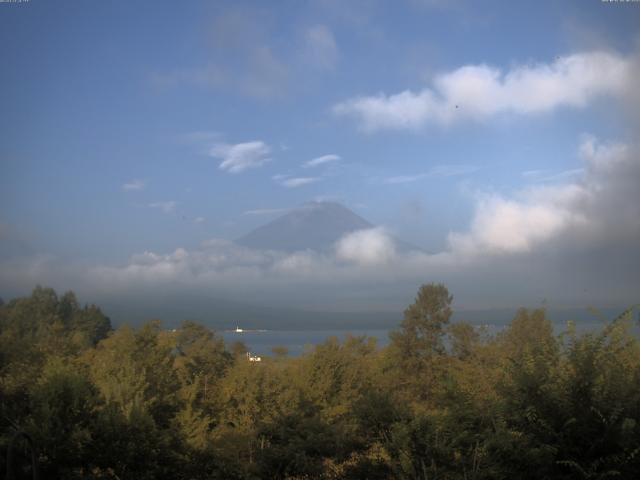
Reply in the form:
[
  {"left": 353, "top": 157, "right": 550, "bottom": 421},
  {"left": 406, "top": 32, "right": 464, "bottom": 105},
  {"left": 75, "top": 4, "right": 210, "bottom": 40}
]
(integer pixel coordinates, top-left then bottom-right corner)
[{"left": 1, "top": 0, "right": 639, "bottom": 317}]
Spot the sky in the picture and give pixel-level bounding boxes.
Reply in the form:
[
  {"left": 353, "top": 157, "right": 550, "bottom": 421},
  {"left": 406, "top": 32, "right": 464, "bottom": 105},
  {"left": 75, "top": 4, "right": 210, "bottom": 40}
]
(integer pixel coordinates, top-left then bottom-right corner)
[{"left": 1, "top": 0, "right": 639, "bottom": 322}]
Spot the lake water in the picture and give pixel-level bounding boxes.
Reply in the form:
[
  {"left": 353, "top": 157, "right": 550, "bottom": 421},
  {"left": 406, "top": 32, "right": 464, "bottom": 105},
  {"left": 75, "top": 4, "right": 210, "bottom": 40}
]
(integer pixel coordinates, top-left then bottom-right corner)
[{"left": 221, "top": 318, "right": 639, "bottom": 357}]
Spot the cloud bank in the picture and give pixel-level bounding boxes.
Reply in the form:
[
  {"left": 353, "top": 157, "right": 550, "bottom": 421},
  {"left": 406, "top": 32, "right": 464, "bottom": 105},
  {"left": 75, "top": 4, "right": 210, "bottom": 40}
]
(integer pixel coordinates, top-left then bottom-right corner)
[{"left": 2, "top": 136, "right": 638, "bottom": 312}]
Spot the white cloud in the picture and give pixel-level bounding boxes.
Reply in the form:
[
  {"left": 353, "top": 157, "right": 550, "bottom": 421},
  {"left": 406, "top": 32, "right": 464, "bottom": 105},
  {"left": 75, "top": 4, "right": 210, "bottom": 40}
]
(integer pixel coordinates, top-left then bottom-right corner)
[
  {"left": 194, "top": 217, "right": 206, "bottom": 224},
  {"left": 148, "top": 201, "right": 177, "bottom": 214},
  {"left": 304, "top": 25, "right": 338, "bottom": 69},
  {"left": 122, "top": 179, "right": 146, "bottom": 191},
  {"left": 335, "top": 227, "right": 397, "bottom": 265},
  {"left": 303, "top": 154, "right": 341, "bottom": 168},
  {"left": 274, "top": 176, "right": 321, "bottom": 188},
  {"left": 211, "top": 141, "right": 272, "bottom": 173},
  {"left": 335, "top": 89, "right": 438, "bottom": 132},
  {"left": 446, "top": 135, "right": 637, "bottom": 257},
  {"left": 447, "top": 192, "right": 583, "bottom": 255},
  {"left": 333, "top": 51, "right": 633, "bottom": 132}
]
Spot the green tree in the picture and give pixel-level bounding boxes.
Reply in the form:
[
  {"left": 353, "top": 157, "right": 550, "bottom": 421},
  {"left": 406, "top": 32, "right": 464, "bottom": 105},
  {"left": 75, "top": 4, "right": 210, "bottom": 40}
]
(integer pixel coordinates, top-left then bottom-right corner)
[
  {"left": 173, "top": 320, "right": 231, "bottom": 407},
  {"left": 84, "top": 321, "right": 179, "bottom": 427},
  {"left": 26, "top": 359, "right": 97, "bottom": 479},
  {"left": 387, "top": 283, "right": 453, "bottom": 405}
]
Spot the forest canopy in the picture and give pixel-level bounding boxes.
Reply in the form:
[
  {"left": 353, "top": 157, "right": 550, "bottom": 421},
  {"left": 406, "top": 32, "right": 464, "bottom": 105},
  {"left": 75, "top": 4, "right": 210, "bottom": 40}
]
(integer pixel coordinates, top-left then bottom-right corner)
[{"left": 1, "top": 285, "right": 639, "bottom": 479}]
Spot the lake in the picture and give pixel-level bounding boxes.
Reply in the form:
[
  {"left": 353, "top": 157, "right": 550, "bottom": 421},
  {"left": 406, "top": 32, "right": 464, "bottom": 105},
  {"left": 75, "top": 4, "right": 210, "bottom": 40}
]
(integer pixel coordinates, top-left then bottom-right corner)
[{"left": 220, "top": 317, "right": 639, "bottom": 357}]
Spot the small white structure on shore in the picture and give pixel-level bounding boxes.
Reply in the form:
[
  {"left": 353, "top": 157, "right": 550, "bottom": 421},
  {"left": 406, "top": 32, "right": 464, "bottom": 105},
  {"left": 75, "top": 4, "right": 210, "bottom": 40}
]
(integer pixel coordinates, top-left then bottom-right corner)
[
  {"left": 246, "top": 352, "right": 262, "bottom": 362},
  {"left": 235, "top": 326, "right": 244, "bottom": 333}
]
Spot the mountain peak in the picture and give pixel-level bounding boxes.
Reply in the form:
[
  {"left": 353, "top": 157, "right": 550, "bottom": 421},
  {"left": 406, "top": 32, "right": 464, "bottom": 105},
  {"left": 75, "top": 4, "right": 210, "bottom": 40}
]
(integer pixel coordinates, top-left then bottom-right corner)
[{"left": 236, "top": 202, "right": 373, "bottom": 252}]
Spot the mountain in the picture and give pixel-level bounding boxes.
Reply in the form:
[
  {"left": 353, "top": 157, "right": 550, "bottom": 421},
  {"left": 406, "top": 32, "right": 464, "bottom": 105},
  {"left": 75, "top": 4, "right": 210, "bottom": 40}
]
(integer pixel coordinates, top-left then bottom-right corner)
[{"left": 236, "top": 201, "right": 373, "bottom": 252}]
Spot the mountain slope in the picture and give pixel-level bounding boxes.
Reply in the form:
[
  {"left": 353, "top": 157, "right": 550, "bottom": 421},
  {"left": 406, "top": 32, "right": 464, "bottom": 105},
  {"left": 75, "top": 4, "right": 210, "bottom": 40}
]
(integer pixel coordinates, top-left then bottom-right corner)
[{"left": 236, "top": 201, "right": 373, "bottom": 252}]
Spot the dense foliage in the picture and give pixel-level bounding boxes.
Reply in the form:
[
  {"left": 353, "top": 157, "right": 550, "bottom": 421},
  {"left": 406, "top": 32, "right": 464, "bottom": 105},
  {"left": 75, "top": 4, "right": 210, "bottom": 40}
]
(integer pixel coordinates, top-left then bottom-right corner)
[{"left": 1, "top": 285, "right": 639, "bottom": 479}]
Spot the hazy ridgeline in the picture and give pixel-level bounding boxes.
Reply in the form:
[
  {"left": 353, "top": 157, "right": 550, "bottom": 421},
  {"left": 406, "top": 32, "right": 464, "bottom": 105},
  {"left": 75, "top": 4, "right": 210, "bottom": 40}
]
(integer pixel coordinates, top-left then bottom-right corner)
[{"left": 1, "top": 286, "right": 639, "bottom": 479}]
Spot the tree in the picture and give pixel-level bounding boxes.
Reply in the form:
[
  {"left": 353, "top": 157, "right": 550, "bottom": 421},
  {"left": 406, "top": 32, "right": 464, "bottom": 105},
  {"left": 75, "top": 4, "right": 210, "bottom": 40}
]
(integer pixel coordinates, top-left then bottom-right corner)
[
  {"left": 84, "top": 321, "right": 179, "bottom": 427},
  {"left": 387, "top": 283, "right": 453, "bottom": 404},
  {"left": 27, "top": 359, "right": 97, "bottom": 478},
  {"left": 175, "top": 322, "right": 230, "bottom": 380},
  {"left": 391, "top": 283, "right": 453, "bottom": 358},
  {"left": 448, "top": 321, "right": 480, "bottom": 360},
  {"left": 171, "top": 321, "right": 231, "bottom": 462}
]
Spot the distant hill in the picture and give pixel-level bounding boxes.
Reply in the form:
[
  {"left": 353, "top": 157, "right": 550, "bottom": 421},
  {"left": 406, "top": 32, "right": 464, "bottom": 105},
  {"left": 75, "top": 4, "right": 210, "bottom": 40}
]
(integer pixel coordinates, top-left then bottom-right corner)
[{"left": 236, "top": 201, "right": 373, "bottom": 252}]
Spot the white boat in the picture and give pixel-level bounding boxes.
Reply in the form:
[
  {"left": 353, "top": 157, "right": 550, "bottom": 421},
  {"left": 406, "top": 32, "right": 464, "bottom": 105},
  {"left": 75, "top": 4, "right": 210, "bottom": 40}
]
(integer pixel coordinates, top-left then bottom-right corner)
[{"left": 234, "top": 326, "right": 244, "bottom": 333}]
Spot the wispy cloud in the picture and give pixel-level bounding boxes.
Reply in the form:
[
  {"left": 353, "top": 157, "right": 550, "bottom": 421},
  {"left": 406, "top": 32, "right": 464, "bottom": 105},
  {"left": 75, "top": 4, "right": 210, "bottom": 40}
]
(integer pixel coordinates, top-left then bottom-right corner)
[
  {"left": 211, "top": 141, "right": 272, "bottom": 173},
  {"left": 151, "top": 8, "right": 289, "bottom": 99},
  {"left": 122, "top": 179, "right": 146, "bottom": 191},
  {"left": 429, "top": 165, "right": 481, "bottom": 176},
  {"left": 243, "top": 208, "right": 288, "bottom": 216},
  {"left": 194, "top": 217, "right": 206, "bottom": 224},
  {"left": 334, "top": 51, "right": 633, "bottom": 132},
  {"left": 314, "top": 194, "right": 343, "bottom": 203},
  {"left": 148, "top": 201, "right": 177, "bottom": 214},
  {"left": 383, "top": 174, "right": 427, "bottom": 184},
  {"left": 303, "top": 154, "right": 341, "bottom": 168},
  {"left": 383, "top": 164, "right": 479, "bottom": 184},
  {"left": 303, "top": 25, "right": 338, "bottom": 70},
  {"left": 522, "top": 168, "right": 584, "bottom": 183},
  {"left": 273, "top": 175, "right": 321, "bottom": 188}
]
